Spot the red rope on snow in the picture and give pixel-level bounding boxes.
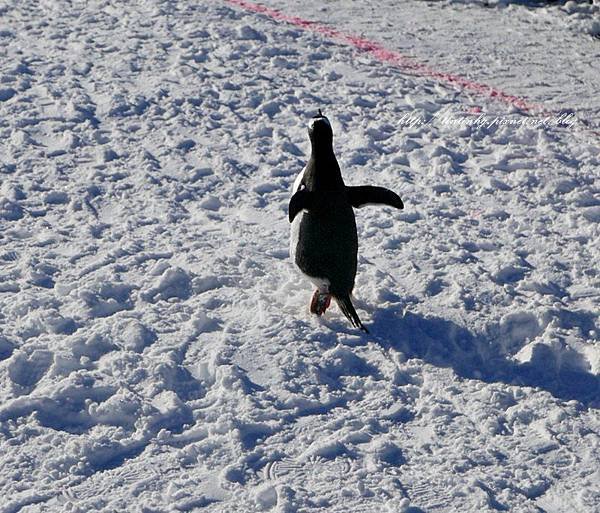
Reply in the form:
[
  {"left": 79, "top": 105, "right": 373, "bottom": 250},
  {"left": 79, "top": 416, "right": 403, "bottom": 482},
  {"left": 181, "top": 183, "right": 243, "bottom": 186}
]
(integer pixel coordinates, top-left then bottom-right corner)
[{"left": 224, "top": 0, "right": 543, "bottom": 113}]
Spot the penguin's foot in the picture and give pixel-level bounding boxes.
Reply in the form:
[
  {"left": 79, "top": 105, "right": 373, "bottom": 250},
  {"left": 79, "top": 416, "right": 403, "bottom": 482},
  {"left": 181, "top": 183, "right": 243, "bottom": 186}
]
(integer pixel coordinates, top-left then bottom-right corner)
[{"left": 310, "top": 290, "right": 332, "bottom": 316}]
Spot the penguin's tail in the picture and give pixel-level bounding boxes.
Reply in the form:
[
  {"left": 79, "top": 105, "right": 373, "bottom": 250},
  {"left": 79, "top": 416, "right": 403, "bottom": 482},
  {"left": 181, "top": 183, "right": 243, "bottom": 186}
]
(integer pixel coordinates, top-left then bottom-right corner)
[{"left": 334, "top": 294, "right": 369, "bottom": 333}]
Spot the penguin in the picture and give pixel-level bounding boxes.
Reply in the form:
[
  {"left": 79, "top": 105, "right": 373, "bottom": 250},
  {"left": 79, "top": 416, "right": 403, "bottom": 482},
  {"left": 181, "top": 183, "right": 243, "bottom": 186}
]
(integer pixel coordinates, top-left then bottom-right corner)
[{"left": 289, "top": 110, "right": 404, "bottom": 332}]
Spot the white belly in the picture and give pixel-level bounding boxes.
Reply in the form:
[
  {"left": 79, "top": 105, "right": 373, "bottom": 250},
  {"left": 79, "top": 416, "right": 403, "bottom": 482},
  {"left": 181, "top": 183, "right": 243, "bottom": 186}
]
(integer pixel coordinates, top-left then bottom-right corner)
[
  {"left": 292, "top": 166, "right": 305, "bottom": 194},
  {"left": 289, "top": 166, "right": 305, "bottom": 265}
]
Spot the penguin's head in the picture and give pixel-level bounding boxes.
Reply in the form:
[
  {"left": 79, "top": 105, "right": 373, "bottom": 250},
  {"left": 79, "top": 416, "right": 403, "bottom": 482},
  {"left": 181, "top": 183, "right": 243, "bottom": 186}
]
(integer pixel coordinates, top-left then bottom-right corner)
[{"left": 308, "top": 109, "right": 333, "bottom": 146}]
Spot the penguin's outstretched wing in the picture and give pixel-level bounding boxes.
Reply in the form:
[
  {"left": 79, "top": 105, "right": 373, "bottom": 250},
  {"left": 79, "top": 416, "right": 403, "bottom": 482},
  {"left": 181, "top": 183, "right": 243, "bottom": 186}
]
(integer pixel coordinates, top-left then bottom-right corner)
[
  {"left": 346, "top": 186, "right": 404, "bottom": 210},
  {"left": 288, "top": 188, "right": 314, "bottom": 222}
]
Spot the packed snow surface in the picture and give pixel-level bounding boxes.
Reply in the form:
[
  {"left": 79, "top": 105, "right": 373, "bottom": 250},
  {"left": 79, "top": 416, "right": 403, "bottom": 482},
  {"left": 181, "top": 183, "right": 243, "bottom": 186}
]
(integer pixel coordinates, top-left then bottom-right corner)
[{"left": 0, "top": 1, "right": 599, "bottom": 512}]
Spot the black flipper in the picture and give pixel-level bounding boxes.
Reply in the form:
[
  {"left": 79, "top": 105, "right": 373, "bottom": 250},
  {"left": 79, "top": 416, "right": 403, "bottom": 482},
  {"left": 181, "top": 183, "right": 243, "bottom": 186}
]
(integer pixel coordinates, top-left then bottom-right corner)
[
  {"left": 346, "top": 185, "right": 404, "bottom": 210},
  {"left": 334, "top": 294, "right": 369, "bottom": 333},
  {"left": 288, "top": 188, "right": 313, "bottom": 222}
]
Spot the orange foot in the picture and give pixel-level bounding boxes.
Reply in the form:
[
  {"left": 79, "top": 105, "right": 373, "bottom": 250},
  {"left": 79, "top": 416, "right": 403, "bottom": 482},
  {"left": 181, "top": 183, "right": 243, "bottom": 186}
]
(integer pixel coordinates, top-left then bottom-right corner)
[{"left": 310, "top": 290, "right": 332, "bottom": 316}]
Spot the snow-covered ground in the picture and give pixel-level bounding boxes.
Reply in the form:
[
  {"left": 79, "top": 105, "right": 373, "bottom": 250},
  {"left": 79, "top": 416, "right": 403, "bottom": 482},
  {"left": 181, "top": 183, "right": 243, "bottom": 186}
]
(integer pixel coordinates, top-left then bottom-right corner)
[{"left": 1, "top": 1, "right": 599, "bottom": 512}]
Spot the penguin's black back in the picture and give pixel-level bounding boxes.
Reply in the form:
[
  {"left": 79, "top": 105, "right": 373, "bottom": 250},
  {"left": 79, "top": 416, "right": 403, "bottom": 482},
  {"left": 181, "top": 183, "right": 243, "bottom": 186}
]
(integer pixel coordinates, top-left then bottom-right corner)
[{"left": 295, "top": 188, "right": 358, "bottom": 296}]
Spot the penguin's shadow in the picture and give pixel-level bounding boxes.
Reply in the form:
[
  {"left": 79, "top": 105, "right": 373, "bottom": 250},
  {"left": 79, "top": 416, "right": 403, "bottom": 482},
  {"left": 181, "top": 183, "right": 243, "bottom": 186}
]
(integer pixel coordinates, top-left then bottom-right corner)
[{"left": 369, "top": 307, "right": 600, "bottom": 408}]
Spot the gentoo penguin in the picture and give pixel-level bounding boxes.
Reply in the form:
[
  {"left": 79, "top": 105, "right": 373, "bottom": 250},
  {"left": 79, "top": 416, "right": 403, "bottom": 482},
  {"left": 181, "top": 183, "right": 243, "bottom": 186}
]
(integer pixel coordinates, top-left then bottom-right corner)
[{"left": 289, "top": 110, "right": 404, "bottom": 332}]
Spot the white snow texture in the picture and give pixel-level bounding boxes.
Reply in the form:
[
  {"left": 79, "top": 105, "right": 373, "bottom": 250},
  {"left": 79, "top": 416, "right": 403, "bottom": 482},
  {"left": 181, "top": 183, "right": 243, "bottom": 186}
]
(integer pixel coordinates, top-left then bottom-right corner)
[{"left": 0, "top": 1, "right": 599, "bottom": 512}]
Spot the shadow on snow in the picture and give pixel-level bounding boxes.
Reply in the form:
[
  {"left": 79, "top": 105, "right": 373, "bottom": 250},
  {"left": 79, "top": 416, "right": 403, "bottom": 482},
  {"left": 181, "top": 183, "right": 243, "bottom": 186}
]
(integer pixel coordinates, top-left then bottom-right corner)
[{"left": 370, "top": 307, "right": 599, "bottom": 408}]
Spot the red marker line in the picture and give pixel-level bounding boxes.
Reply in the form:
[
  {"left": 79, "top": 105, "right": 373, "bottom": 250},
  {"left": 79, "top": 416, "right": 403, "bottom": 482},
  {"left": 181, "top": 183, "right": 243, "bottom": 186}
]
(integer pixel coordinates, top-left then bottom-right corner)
[{"left": 224, "top": 0, "right": 542, "bottom": 113}]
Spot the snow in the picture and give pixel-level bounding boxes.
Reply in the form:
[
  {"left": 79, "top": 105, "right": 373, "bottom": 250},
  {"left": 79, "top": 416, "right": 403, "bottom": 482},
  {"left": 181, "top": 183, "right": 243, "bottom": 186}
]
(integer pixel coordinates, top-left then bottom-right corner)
[{"left": 0, "top": 0, "right": 599, "bottom": 512}]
